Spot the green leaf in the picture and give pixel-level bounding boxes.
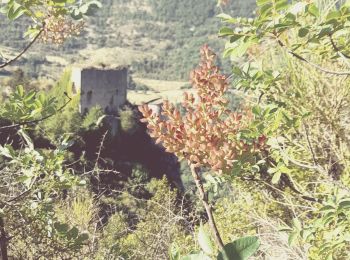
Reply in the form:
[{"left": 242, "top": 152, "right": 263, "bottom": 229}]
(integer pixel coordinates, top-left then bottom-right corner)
[
  {"left": 169, "top": 244, "right": 181, "bottom": 260},
  {"left": 307, "top": 3, "right": 319, "bottom": 17},
  {"left": 0, "top": 145, "right": 14, "bottom": 159},
  {"left": 16, "top": 85, "right": 24, "bottom": 97},
  {"left": 67, "top": 227, "right": 79, "bottom": 240},
  {"left": 275, "top": 0, "right": 289, "bottom": 12},
  {"left": 288, "top": 231, "right": 298, "bottom": 246},
  {"left": 75, "top": 233, "right": 89, "bottom": 245},
  {"left": 298, "top": 28, "right": 309, "bottom": 38},
  {"left": 326, "top": 11, "right": 341, "bottom": 22},
  {"left": 257, "top": 0, "right": 271, "bottom": 7},
  {"left": 292, "top": 218, "right": 302, "bottom": 230},
  {"left": 339, "top": 199, "right": 350, "bottom": 209},
  {"left": 217, "top": 236, "right": 260, "bottom": 260},
  {"left": 7, "top": 1, "right": 26, "bottom": 20},
  {"left": 198, "top": 225, "right": 214, "bottom": 255},
  {"left": 217, "top": 13, "right": 238, "bottom": 23},
  {"left": 18, "top": 129, "right": 34, "bottom": 151},
  {"left": 54, "top": 222, "right": 69, "bottom": 233},
  {"left": 217, "top": 13, "right": 233, "bottom": 20},
  {"left": 271, "top": 171, "right": 281, "bottom": 184},
  {"left": 219, "top": 27, "right": 234, "bottom": 36},
  {"left": 230, "top": 34, "right": 244, "bottom": 43}
]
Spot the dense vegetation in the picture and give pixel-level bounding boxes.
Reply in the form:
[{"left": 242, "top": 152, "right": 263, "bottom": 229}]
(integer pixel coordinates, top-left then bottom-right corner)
[
  {"left": 1, "top": 0, "right": 350, "bottom": 259},
  {"left": 0, "top": 0, "right": 255, "bottom": 80}
]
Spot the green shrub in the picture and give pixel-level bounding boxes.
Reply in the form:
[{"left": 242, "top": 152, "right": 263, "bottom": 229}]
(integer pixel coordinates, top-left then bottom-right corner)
[
  {"left": 82, "top": 105, "right": 104, "bottom": 131},
  {"left": 120, "top": 107, "right": 139, "bottom": 134}
]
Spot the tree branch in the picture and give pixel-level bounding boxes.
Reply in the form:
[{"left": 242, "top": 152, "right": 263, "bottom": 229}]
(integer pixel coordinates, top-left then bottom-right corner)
[
  {"left": 0, "top": 92, "right": 72, "bottom": 131},
  {"left": 277, "top": 39, "right": 350, "bottom": 76},
  {"left": 329, "top": 34, "right": 350, "bottom": 59},
  {"left": 190, "top": 164, "right": 225, "bottom": 250},
  {"left": 0, "top": 28, "right": 44, "bottom": 69},
  {"left": 0, "top": 217, "right": 8, "bottom": 260}
]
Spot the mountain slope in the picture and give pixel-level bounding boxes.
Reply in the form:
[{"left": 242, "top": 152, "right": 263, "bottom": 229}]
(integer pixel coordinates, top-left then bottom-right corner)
[{"left": 0, "top": 0, "right": 255, "bottom": 80}]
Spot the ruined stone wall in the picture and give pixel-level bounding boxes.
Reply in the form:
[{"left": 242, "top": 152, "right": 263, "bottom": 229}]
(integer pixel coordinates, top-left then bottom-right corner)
[{"left": 72, "top": 67, "right": 128, "bottom": 114}]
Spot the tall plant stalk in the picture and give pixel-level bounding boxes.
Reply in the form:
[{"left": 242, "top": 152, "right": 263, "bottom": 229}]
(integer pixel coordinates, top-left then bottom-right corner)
[{"left": 190, "top": 164, "right": 225, "bottom": 250}]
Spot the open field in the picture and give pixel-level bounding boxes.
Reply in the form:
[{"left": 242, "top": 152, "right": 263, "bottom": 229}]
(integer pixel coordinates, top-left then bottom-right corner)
[{"left": 127, "top": 77, "right": 194, "bottom": 104}]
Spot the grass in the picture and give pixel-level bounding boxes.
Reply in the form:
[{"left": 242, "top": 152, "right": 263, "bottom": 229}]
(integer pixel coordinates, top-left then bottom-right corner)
[{"left": 127, "top": 77, "right": 193, "bottom": 104}]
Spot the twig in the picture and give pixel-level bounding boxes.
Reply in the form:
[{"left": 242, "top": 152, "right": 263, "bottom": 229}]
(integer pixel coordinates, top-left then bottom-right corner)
[
  {"left": 0, "top": 92, "right": 72, "bottom": 131},
  {"left": 303, "top": 124, "right": 318, "bottom": 166},
  {"left": 190, "top": 164, "right": 225, "bottom": 250},
  {"left": 0, "top": 217, "right": 8, "bottom": 260},
  {"left": 277, "top": 39, "right": 350, "bottom": 76},
  {"left": 94, "top": 130, "right": 108, "bottom": 172},
  {"left": 0, "top": 28, "right": 44, "bottom": 69},
  {"left": 242, "top": 174, "right": 322, "bottom": 203},
  {"left": 6, "top": 189, "right": 31, "bottom": 204},
  {"left": 329, "top": 34, "right": 350, "bottom": 59}
]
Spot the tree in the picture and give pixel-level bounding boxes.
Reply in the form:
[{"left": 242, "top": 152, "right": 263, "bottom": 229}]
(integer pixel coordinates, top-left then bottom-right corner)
[
  {"left": 140, "top": 45, "right": 264, "bottom": 257},
  {"left": 0, "top": 1, "right": 101, "bottom": 258},
  {"left": 140, "top": 0, "right": 350, "bottom": 259}
]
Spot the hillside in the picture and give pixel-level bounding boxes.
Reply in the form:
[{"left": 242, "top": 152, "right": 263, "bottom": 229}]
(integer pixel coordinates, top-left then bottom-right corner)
[{"left": 0, "top": 0, "right": 255, "bottom": 81}]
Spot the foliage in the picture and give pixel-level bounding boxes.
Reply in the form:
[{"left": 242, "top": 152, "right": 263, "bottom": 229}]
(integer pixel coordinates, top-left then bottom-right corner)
[
  {"left": 0, "top": 0, "right": 101, "bottom": 40},
  {"left": 217, "top": 236, "right": 260, "bottom": 260},
  {"left": 120, "top": 106, "right": 139, "bottom": 135},
  {"left": 178, "top": 225, "right": 260, "bottom": 260},
  {"left": 139, "top": 46, "right": 266, "bottom": 173},
  {"left": 0, "top": 124, "right": 89, "bottom": 257},
  {"left": 82, "top": 105, "right": 104, "bottom": 131},
  {"left": 0, "top": 0, "right": 254, "bottom": 80},
  {"left": 1, "top": 85, "right": 57, "bottom": 124},
  {"left": 0, "top": 2, "right": 99, "bottom": 259},
  {"left": 97, "top": 177, "right": 195, "bottom": 259},
  {"left": 3, "top": 0, "right": 350, "bottom": 259},
  {"left": 217, "top": 0, "right": 350, "bottom": 259},
  {"left": 39, "top": 69, "right": 82, "bottom": 141}
]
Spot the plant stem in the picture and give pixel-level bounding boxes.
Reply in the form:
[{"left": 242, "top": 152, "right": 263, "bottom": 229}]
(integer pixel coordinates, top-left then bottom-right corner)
[
  {"left": 190, "top": 164, "right": 225, "bottom": 250},
  {"left": 0, "top": 217, "right": 8, "bottom": 260}
]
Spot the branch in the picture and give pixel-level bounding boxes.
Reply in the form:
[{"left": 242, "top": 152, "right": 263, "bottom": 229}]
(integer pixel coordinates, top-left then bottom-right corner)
[
  {"left": 0, "top": 28, "right": 44, "bottom": 69},
  {"left": 242, "top": 174, "right": 322, "bottom": 203},
  {"left": 329, "top": 34, "right": 350, "bottom": 59},
  {"left": 303, "top": 124, "right": 318, "bottom": 166},
  {"left": 277, "top": 39, "right": 350, "bottom": 76},
  {"left": 190, "top": 164, "right": 225, "bottom": 250},
  {"left": 260, "top": 149, "right": 323, "bottom": 203},
  {"left": 6, "top": 189, "right": 32, "bottom": 204},
  {"left": 280, "top": 173, "right": 322, "bottom": 203},
  {"left": 0, "top": 92, "right": 72, "bottom": 131},
  {"left": 0, "top": 218, "right": 8, "bottom": 260}
]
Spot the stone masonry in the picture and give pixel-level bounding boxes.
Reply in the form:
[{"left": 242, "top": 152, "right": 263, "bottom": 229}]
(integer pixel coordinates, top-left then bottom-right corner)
[{"left": 71, "top": 65, "right": 128, "bottom": 114}]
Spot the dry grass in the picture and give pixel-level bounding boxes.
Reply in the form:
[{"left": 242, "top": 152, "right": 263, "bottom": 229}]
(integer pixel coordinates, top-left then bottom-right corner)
[
  {"left": 253, "top": 216, "right": 308, "bottom": 260},
  {"left": 128, "top": 77, "right": 193, "bottom": 105},
  {"left": 77, "top": 47, "right": 155, "bottom": 68},
  {"left": 133, "top": 77, "right": 187, "bottom": 91}
]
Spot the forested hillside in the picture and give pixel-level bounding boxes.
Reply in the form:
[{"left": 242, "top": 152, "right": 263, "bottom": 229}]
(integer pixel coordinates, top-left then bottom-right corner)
[
  {"left": 2, "top": 0, "right": 350, "bottom": 259},
  {"left": 0, "top": 0, "right": 255, "bottom": 80}
]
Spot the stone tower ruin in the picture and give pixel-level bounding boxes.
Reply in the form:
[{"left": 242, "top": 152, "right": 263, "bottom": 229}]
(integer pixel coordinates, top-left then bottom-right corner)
[{"left": 71, "top": 65, "right": 128, "bottom": 114}]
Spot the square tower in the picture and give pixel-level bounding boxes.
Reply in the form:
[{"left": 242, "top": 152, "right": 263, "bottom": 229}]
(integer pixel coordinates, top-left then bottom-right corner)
[{"left": 71, "top": 65, "right": 128, "bottom": 114}]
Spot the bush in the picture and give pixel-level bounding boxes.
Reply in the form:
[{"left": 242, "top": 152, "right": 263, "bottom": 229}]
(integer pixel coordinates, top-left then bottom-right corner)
[
  {"left": 82, "top": 105, "right": 104, "bottom": 130},
  {"left": 120, "top": 106, "right": 139, "bottom": 135}
]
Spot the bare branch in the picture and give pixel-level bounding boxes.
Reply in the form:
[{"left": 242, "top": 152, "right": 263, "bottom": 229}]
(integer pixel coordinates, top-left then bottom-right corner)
[
  {"left": 277, "top": 39, "right": 350, "bottom": 76},
  {"left": 0, "top": 28, "right": 44, "bottom": 69},
  {"left": 329, "top": 34, "right": 350, "bottom": 59}
]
